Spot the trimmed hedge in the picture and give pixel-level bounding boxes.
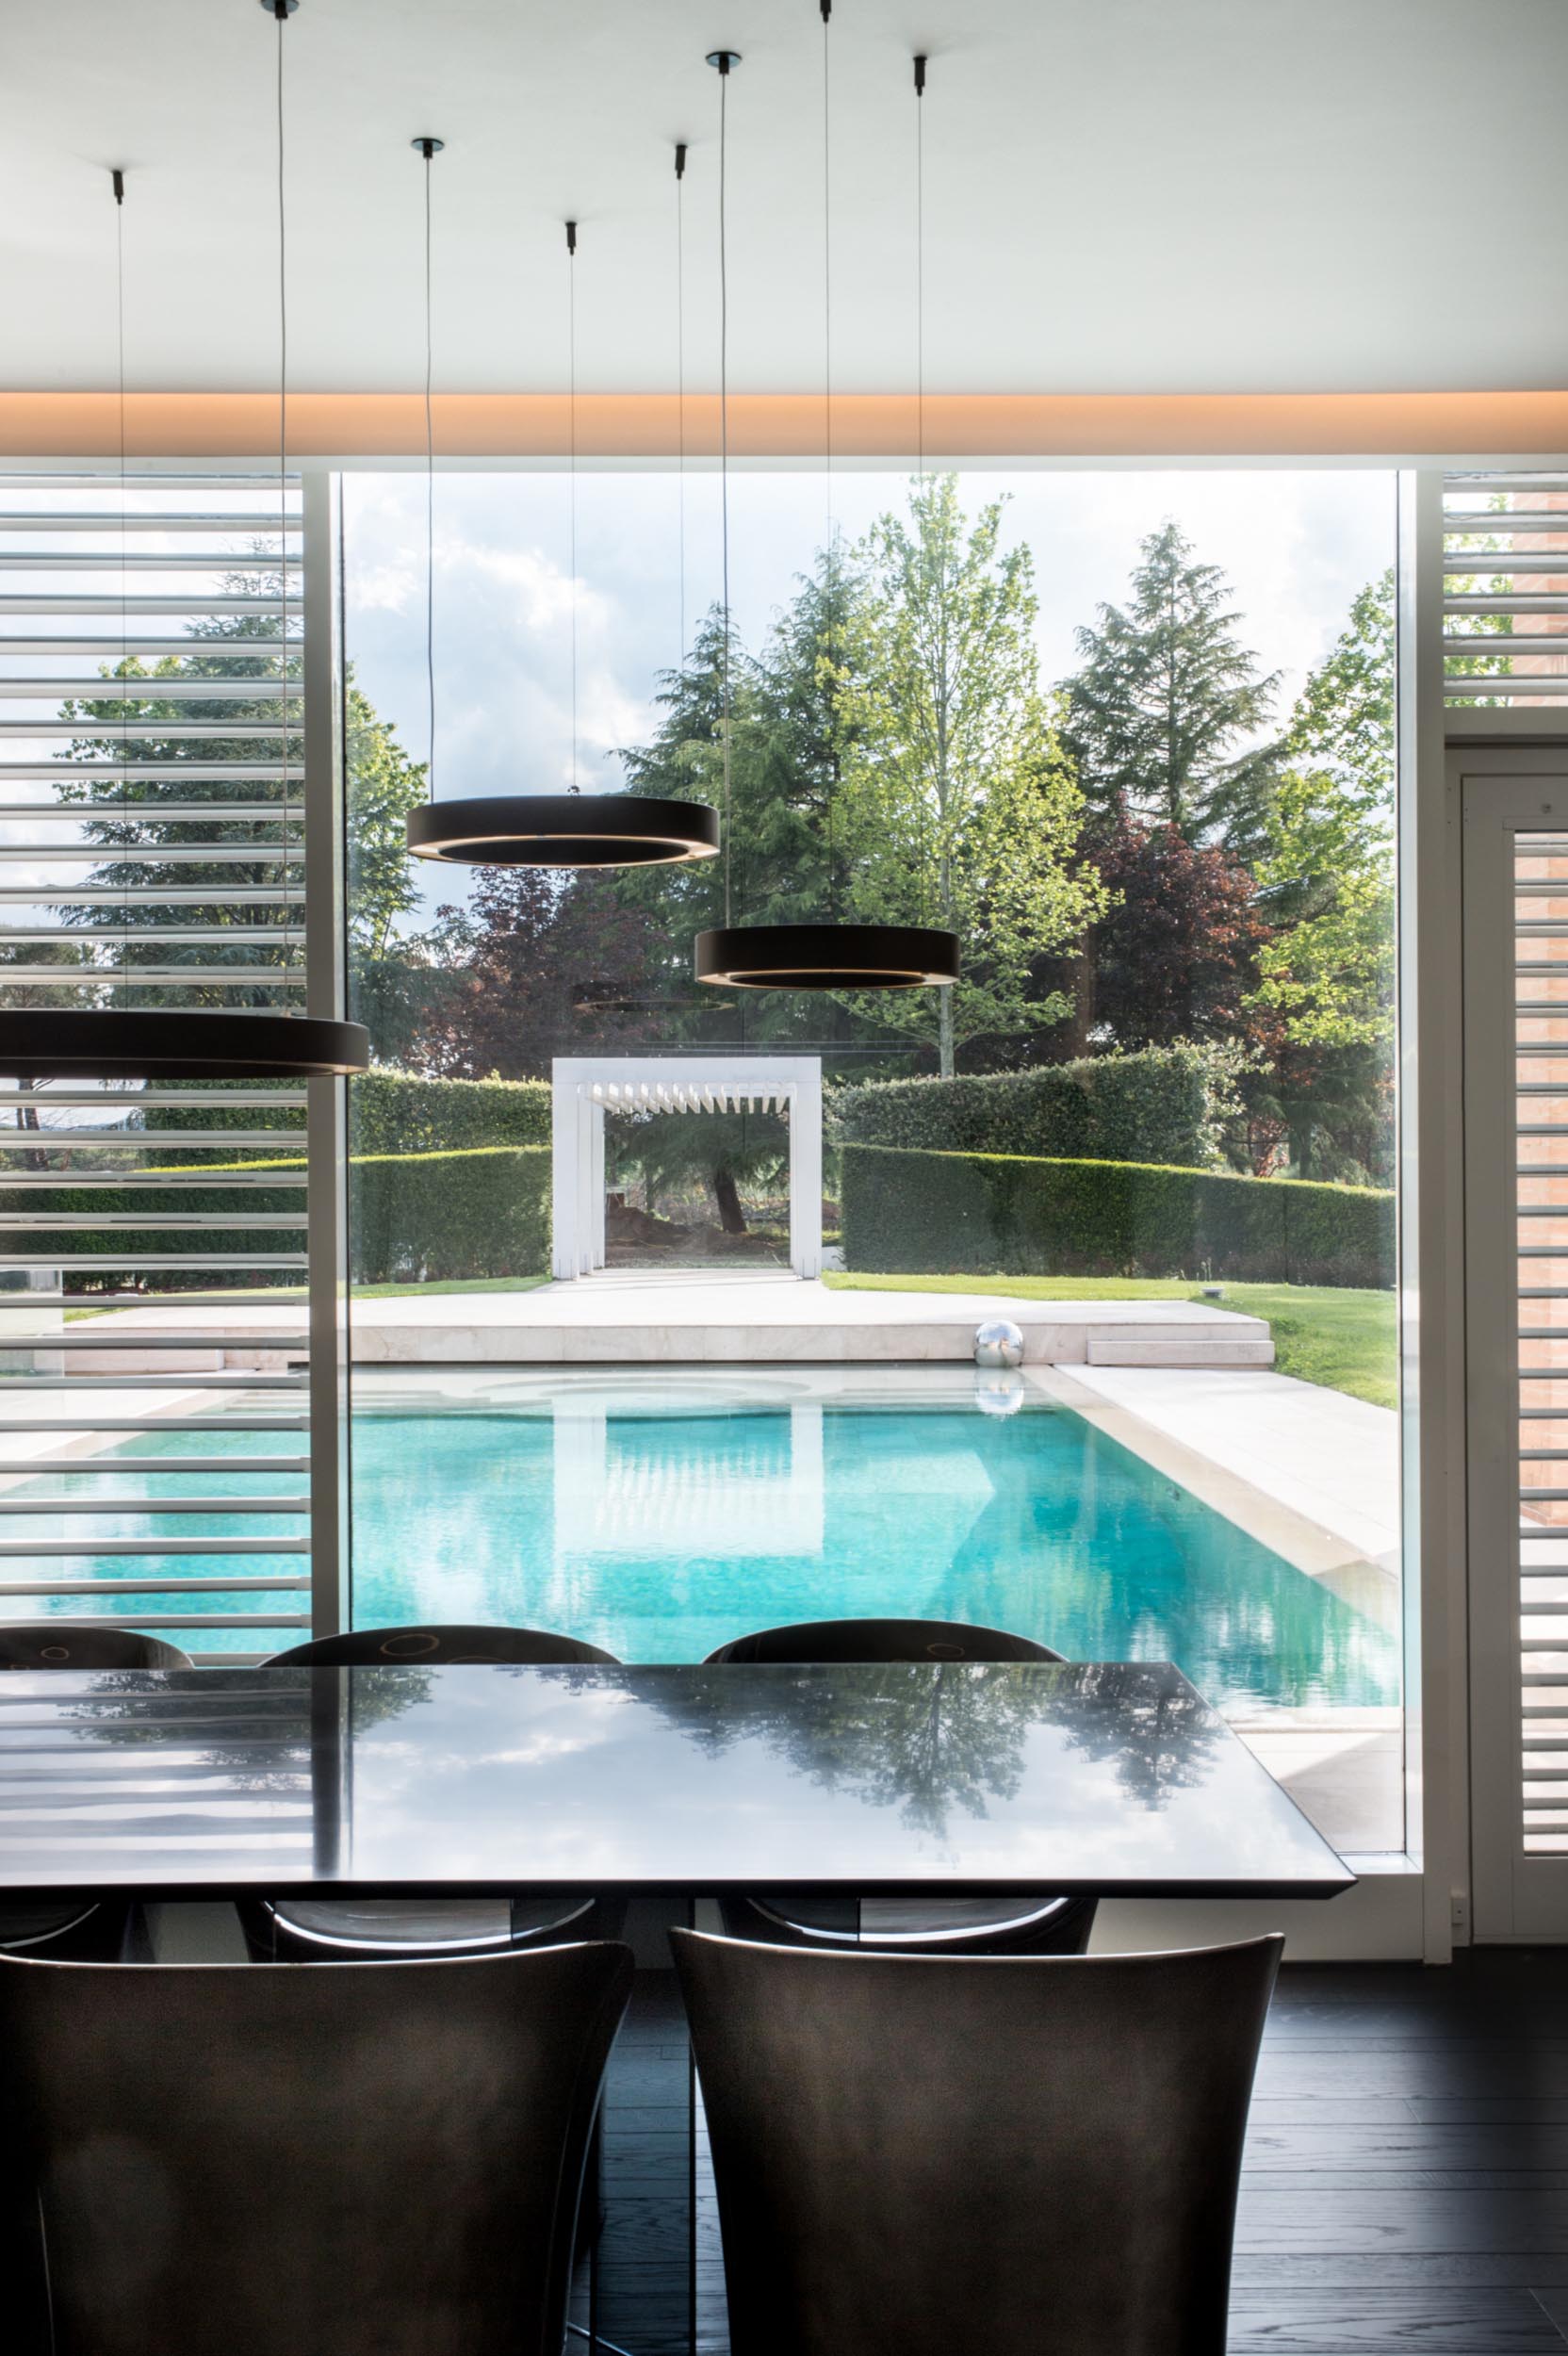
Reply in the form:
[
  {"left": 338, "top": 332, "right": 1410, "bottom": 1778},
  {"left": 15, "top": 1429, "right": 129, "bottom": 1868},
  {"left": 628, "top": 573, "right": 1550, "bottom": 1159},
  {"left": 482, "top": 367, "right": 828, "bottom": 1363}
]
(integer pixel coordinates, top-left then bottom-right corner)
[
  {"left": 151, "top": 1068, "right": 550, "bottom": 1164},
  {"left": 841, "top": 1143, "right": 1394, "bottom": 1289},
  {"left": 8, "top": 1147, "right": 550, "bottom": 1290},
  {"left": 350, "top": 1070, "right": 550, "bottom": 1156},
  {"left": 346, "top": 1147, "right": 549, "bottom": 1284},
  {"left": 833, "top": 1045, "right": 1236, "bottom": 1172}
]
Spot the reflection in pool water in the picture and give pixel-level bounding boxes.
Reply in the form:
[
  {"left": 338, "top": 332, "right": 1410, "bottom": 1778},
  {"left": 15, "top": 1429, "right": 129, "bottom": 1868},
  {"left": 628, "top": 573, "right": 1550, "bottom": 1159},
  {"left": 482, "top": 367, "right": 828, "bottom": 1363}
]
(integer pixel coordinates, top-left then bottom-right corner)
[{"left": 11, "top": 1387, "right": 1398, "bottom": 1712}]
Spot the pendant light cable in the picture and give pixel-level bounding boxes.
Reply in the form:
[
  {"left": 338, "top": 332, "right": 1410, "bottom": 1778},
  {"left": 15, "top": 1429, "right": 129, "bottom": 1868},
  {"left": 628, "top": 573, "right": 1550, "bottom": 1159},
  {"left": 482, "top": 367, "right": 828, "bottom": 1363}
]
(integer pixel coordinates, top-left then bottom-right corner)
[
  {"left": 915, "top": 53, "right": 926, "bottom": 486},
  {"left": 820, "top": 0, "right": 837, "bottom": 919},
  {"left": 274, "top": 0, "right": 293, "bottom": 990},
  {"left": 418, "top": 140, "right": 438, "bottom": 804},
  {"left": 675, "top": 145, "right": 687, "bottom": 673},
  {"left": 566, "top": 220, "right": 579, "bottom": 792},
  {"left": 112, "top": 168, "right": 127, "bottom": 1006},
  {"left": 711, "top": 55, "right": 735, "bottom": 925}
]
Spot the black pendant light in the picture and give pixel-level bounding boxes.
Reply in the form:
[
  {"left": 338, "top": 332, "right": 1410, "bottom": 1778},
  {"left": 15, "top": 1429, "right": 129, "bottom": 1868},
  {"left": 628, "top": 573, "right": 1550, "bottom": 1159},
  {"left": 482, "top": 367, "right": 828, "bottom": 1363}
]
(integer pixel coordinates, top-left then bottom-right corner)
[
  {"left": 405, "top": 195, "right": 718, "bottom": 869},
  {"left": 693, "top": 15, "right": 958, "bottom": 993},
  {"left": 0, "top": 0, "right": 368, "bottom": 1080}
]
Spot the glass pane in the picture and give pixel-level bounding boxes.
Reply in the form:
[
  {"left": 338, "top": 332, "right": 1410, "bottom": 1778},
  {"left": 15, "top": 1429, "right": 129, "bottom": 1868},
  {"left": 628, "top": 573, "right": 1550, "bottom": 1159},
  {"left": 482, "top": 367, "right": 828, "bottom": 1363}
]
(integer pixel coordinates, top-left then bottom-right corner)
[{"left": 343, "top": 466, "right": 1402, "bottom": 1854}]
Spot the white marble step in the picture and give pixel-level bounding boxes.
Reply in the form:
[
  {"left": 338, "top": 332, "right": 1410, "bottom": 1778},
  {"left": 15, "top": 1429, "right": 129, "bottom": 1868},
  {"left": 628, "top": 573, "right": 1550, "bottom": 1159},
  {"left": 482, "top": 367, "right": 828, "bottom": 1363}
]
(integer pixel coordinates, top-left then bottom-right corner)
[{"left": 1087, "top": 1335, "right": 1276, "bottom": 1368}]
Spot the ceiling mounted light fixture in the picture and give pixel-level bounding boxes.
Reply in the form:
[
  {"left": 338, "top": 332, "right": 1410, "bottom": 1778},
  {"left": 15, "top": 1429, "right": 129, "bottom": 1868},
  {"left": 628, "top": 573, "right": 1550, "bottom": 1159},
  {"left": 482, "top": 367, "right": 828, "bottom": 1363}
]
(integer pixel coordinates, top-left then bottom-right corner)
[
  {"left": 406, "top": 200, "right": 718, "bottom": 870},
  {"left": 0, "top": 0, "right": 368, "bottom": 1079},
  {"left": 693, "top": 19, "right": 958, "bottom": 994}
]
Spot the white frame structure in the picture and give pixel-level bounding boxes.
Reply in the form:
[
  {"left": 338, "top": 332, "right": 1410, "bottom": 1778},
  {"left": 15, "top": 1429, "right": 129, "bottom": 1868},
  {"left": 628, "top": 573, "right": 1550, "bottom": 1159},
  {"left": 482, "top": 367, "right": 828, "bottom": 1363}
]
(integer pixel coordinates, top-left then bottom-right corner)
[{"left": 550, "top": 1055, "right": 824, "bottom": 1281}]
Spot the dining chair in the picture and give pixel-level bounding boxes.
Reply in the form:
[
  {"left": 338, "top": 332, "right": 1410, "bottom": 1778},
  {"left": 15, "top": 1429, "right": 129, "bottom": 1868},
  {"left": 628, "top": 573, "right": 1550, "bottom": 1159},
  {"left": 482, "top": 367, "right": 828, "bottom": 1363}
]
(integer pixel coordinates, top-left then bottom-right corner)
[
  {"left": 671, "top": 1927, "right": 1283, "bottom": 2356},
  {"left": 0, "top": 1624, "right": 194, "bottom": 1961},
  {"left": 241, "top": 1622, "right": 628, "bottom": 1962},
  {"left": 703, "top": 1616, "right": 1096, "bottom": 1955},
  {"left": 0, "top": 1939, "right": 633, "bottom": 2356}
]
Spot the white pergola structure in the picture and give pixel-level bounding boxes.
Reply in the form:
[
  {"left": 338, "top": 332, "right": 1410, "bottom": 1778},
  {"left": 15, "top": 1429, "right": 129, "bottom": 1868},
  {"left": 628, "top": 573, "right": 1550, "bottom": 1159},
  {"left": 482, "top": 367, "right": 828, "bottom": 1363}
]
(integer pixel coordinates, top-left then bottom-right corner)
[{"left": 551, "top": 1056, "right": 824, "bottom": 1281}]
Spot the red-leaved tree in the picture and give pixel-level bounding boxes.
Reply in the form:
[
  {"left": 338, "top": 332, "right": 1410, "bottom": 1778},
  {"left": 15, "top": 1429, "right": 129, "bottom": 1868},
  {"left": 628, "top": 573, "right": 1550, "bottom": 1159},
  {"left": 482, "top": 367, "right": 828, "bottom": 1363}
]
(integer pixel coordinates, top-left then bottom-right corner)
[
  {"left": 1085, "top": 811, "right": 1270, "bottom": 1053},
  {"left": 415, "top": 870, "right": 664, "bottom": 1080}
]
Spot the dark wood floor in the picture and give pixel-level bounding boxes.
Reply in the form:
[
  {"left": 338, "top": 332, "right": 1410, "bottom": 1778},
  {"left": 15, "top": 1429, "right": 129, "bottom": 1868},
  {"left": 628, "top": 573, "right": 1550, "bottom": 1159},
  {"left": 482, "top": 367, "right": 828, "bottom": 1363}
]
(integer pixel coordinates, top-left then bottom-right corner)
[
  {"left": 1232, "top": 1949, "right": 1568, "bottom": 2355},
  {"left": 572, "top": 1949, "right": 1568, "bottom": 2356}
]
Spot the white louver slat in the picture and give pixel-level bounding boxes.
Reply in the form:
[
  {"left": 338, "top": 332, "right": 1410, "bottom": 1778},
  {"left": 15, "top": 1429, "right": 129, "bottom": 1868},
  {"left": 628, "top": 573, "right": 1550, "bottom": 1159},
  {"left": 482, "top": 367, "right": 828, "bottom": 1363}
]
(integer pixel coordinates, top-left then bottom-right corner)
[
  {"left": 1444, "top": 476, "right": 1568, "bottom": 704},
  {"left": 0, "top": 477, "right": 314, "bottom": 1655}
]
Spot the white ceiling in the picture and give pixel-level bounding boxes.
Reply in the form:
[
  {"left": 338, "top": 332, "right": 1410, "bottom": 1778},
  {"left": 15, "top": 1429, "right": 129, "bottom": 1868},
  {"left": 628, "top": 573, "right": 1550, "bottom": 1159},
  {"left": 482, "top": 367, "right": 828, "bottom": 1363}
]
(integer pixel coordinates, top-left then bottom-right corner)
[{"left": 3, "top": 0, "right": 1567, "bottom": 400}]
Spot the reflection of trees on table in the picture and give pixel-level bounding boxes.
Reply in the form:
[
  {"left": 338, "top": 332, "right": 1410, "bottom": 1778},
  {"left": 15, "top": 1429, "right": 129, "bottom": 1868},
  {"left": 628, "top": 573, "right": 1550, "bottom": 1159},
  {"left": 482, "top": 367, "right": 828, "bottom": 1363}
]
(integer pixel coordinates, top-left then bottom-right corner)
[
  {"left": 1041, "top": 1661, "right": 1222, "bottom": 1813},
  {"left": 558, "top": 1662, "right": 1224, "bottom": 1841},
  {"left": 50, "top": 1667, "right": 435, "bottom": 1793}
]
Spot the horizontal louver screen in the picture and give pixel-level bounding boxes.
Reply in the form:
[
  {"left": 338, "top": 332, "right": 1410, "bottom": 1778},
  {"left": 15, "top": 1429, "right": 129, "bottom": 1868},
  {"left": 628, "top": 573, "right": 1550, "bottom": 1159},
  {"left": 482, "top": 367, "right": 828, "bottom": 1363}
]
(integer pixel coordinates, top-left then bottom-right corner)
[
  {"left": 1515, "top": 832, "right": 1568, "bottom": 1849},
  {"left": 1445, "top": 474, "right": 1568, "bottom": 705},
  {"left": 0, "top": 477, "right": 311, "bottom": 1656}
]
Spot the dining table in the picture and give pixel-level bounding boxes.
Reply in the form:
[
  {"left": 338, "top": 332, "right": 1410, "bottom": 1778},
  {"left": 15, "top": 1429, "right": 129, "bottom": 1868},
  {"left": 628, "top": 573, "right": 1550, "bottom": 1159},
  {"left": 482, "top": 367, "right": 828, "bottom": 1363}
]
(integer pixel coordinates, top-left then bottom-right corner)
[
  {"left": 0, "top": 1657, "right": 1351, "bottom": 2356},
  {"left": 0, "top": 1657, "right": 1352, "bottom": 1902}
]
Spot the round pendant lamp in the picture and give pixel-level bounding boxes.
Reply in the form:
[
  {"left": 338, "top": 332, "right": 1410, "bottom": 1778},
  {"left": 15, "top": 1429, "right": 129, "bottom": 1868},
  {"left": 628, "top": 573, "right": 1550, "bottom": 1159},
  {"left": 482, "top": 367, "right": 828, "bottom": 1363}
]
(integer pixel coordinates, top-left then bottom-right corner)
[
  {"left": 0, "top": 1009, "right": 369, "bottom": 1081},
  {"left": 404, "top": 197, "right": 718, "bottom": 870},
  {"left": 407, "top": 793, "right": 718, "bottom": 867},
  {"left": 694, "top": 923, "right": 961, "bottom": 991},
  {"left": 0, "top": 0, "right": 368, "bottom": 1082},
  {"left": 691, "top": 22, "right": 958, "bottom": 994}
]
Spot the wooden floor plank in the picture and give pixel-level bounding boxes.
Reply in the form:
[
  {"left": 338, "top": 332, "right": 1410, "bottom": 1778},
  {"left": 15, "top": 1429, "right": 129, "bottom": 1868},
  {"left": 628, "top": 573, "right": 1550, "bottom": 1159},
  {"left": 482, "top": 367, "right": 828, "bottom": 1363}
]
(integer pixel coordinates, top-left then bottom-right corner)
[{"left": 1227, "top": 2287, "right": 1567, "bottom": 2351}]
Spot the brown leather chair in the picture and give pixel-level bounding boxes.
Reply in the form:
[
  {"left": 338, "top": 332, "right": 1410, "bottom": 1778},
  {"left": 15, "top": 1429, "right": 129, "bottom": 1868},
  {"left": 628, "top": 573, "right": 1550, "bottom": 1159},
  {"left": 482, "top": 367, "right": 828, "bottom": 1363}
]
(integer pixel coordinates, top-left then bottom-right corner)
[
  {"left": 0, "top": 1623, "right": 193, "bottom": 1960},
  {"left": 1, "top": 1939, "right": 633, "bottom": 2356},
  {"left": 241, "top": 1623, "right": 627, "bottom": 1961},
  {"left": 673, "top": 1927, "right": 1282, "bottom": 2356},
  {"left": 703, "top": 1616, "right": 1096, "bottom": 1955}
]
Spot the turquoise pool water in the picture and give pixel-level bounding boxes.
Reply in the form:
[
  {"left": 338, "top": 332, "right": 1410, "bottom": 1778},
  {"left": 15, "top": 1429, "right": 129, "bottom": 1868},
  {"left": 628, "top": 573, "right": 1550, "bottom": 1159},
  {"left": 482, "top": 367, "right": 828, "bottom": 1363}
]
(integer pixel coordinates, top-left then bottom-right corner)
[{"left": 7, "top": 1385, "right": 1398, "bottom": 1711}]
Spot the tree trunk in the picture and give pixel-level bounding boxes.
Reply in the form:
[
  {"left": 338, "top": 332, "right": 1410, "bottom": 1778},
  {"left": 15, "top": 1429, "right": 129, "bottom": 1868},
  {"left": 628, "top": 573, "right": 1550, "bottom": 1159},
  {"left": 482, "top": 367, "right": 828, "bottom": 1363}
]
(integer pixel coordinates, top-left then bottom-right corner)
[
  {"left": 1063, "top": 934, "right": 1097, "bottom": 1059},
  {"left": 711, "top": 1166, "right": 748, "bottom": 1235},
  {"left": 938, "top": 988, "right": 956, "bottom": 1080}
]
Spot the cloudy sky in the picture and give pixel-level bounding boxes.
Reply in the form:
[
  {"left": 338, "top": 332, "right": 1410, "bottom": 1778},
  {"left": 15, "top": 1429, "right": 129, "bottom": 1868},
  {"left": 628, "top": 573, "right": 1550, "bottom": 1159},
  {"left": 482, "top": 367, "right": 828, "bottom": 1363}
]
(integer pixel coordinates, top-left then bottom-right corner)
[{"left": 344, "top": 466, "right": 1397, "bottom": 930}]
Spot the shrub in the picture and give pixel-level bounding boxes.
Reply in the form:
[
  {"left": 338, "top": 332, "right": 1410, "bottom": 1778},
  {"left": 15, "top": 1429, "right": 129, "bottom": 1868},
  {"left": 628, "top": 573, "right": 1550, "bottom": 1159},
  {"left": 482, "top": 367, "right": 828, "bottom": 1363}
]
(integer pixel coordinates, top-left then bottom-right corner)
[
  {"left": 350, "top": 1070, "right": 551, "bottom": 1156},
  {"left": 832, "top": 1045, "right": 1239, "bottom": 1172},
  {"left": 346, "top": 1147, "right": 549, "bottom": 1284},
  {"left": 840, "top": 1144, "right": 1394, "bottom": 1289},
  {"left": 9, "top": 1147, "right": 550, "bottom": 1291},
  {"left": 150, "top": 1067, "right": 550, "bottom": 1164}
]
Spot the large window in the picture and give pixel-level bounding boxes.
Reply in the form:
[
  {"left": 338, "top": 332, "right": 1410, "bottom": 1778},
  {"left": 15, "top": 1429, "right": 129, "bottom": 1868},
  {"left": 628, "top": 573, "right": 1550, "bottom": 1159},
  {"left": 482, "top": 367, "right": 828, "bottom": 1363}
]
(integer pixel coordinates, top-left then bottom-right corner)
[{"left": 338, "top": 463, "right": 1401, "bottom": 1854}]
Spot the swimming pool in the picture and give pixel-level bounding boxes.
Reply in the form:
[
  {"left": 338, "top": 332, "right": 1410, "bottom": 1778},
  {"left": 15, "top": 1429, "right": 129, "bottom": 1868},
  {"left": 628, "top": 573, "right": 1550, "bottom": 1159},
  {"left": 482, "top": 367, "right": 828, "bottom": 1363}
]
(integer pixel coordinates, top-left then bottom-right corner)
[{"left": 4, "top": 1370, "right": 1398, "bottom": 1711}]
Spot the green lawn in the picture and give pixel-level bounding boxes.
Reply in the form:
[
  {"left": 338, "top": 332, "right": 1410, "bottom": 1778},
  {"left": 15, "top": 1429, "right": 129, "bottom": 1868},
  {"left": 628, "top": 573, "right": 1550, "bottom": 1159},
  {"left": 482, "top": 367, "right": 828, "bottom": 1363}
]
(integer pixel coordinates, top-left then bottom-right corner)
[{"left": 824, "top": 1272, "right": 1396, "bottom": 1410}]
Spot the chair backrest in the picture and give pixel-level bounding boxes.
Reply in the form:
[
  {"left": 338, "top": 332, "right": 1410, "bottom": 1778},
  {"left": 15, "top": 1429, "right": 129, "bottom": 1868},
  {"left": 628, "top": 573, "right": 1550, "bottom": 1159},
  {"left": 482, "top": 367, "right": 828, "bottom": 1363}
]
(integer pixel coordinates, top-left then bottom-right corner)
[
  {"left": 0, "top": 1624, "right": 193, "bottom": 1671},
  {"left": 263, "top": 1623, "right": 620, "bottom": 1666},
  {"left": 0, "top": 1940, "right": 633, "bottom": 2356},
  {"left": 672, "top": 1928, "right": 1282, "bottom": 2356},
  {"left": 703, "top": 1615, "right": 1063, "bottom": 1665}
]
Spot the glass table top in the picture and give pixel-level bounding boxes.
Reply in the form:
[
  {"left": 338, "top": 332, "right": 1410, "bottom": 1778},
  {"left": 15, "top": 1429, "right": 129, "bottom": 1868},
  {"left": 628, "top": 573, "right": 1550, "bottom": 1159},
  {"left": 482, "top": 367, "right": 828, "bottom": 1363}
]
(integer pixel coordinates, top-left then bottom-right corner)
[{"left": 0, "top": 1661, "right": 1354, "bottom": 1900}]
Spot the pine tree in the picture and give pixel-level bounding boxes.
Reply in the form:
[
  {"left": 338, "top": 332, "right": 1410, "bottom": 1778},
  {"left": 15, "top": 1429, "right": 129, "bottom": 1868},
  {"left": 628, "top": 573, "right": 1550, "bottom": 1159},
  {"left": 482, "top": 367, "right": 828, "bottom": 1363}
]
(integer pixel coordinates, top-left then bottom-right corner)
[
  {"left": 612, "top": 566, "right": 903, "bottom": 1059},
  {"left": 1058, "top": 521, "right": 1282, "bottom": 859}
]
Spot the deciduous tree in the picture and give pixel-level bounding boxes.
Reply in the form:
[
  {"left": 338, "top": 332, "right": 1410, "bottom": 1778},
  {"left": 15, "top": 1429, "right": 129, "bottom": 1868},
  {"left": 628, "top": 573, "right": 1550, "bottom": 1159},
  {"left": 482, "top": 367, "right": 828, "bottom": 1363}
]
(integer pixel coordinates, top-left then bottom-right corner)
[{"left": 836, "top": 476, "right": 1106, "bottom": 1076}]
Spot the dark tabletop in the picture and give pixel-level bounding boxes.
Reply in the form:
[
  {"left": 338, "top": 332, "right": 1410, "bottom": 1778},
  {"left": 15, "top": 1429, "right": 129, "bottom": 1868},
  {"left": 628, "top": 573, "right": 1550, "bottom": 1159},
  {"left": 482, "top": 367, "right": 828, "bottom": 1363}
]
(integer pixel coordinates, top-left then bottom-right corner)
[{"left": 0, "top": 1660, "right": 1354, "bottom": 1902}]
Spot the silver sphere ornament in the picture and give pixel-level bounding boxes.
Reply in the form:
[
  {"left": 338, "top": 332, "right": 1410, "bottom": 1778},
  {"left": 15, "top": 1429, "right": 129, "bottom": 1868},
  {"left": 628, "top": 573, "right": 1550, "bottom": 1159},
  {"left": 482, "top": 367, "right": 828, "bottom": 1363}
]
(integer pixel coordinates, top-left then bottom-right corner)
[{"left": 973, "top": 1318, "right": 1024, "bottom": 1370}]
